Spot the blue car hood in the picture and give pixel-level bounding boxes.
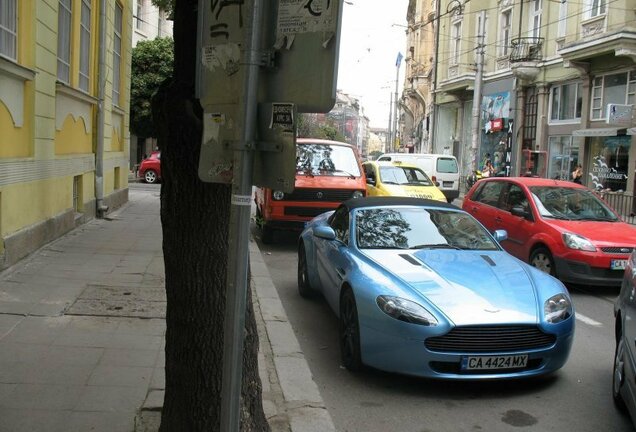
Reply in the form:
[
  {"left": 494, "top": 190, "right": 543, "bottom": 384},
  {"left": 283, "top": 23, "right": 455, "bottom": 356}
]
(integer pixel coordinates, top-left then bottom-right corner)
[{"left": 362, "top": 250, "right": 539, "bottom": 326}]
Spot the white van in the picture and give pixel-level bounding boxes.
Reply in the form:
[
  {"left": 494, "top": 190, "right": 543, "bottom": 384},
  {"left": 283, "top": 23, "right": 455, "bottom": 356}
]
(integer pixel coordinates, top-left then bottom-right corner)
[{"left": 376, "top": 153, "right": 460, "bottom": 203}]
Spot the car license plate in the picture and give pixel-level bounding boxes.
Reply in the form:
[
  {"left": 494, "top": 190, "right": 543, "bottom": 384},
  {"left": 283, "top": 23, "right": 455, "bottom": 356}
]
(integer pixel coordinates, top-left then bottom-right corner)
[
  {"left": 443, "top": 181, "right": 454, "bottom": 187},
  {"left": 611, "top": 260, "right": 628, "bottom": 270},
  {"left": 461, "top": 354, "right": 528, "bottom": 371}
]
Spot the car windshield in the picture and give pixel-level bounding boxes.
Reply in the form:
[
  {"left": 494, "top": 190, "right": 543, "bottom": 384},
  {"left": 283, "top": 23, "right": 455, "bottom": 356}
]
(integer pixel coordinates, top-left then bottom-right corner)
[
  {"left": 529, "top": 186, "right": 619, "bottom": 222},
  {"left": 355, "top": 207, "right": 499, "bottom": 251},
  {"left": 296, "top": 143, "right": 361, "bottom": 176},
  {"left": 379, "top": 166, "right": 433, "bottom": 186}
]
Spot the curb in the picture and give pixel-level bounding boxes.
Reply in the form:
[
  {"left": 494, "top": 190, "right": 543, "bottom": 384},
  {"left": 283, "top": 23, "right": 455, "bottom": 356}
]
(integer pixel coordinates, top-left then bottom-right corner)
[{"left": 250, "top": 239, "right": 336, "bottom": 432}]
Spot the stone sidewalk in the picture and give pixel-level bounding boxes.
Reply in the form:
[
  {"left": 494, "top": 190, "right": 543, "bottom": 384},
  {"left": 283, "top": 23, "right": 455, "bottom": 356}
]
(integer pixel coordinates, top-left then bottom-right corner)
[{"left": 0, "top": 185, "right": 334, "bottom": 432}]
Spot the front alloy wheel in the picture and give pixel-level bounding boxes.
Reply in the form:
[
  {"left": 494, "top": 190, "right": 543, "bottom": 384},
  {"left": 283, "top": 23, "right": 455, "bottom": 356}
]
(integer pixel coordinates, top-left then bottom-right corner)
[
  {"left": 613, "top": 336, "right": 627, "bottom": 411},
  {"left": 340, "top": 289, "right": 363, "bottom": 372},
  {"left": 530, "top": 247, "right": 555, "bottom": 276}
]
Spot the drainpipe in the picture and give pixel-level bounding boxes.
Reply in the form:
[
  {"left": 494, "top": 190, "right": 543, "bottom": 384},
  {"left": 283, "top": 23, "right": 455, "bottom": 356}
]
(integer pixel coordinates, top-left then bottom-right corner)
[{"left": 95, "top": 0, "right": 109, "bottom": 217}]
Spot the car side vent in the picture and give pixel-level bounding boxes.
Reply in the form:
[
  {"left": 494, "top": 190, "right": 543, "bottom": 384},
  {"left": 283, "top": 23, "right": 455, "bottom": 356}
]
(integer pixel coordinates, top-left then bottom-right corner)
[
  {"left": 480, "top": 255, "right": 496, "bottom": 266},
  {"left": 399, "top": 254, "right": 421, "bottom": 266}
]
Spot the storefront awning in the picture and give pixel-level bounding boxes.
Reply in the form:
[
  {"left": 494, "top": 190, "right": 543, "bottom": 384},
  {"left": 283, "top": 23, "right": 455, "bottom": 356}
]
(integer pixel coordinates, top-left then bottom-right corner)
[{"left": 572, "top": 127, "right": 635, "bottom": 137}]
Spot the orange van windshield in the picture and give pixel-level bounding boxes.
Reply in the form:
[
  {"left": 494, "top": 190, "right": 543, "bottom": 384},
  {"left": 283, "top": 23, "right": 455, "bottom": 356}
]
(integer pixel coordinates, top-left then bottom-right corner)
[{"left": 296, "top": 143, "right": 361, "bottom": 177}]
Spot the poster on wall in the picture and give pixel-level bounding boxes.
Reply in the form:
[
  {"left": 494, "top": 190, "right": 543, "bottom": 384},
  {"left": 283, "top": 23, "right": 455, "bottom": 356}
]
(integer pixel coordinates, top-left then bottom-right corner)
[{"left": 479, "top": 92, "right": 511, "bottom": 175}]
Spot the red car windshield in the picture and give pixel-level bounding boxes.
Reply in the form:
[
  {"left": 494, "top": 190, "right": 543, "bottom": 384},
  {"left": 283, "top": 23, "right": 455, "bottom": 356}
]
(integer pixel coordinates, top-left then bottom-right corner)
[
  {"left": 529, "top": 186, "right": 619, "bottom": 222},
  {"left": 296, "top": 143, "right": 361, "bottom": 177}
]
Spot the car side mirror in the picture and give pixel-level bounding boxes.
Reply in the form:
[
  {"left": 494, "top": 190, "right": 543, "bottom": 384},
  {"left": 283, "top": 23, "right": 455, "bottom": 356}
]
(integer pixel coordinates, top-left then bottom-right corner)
[
  {"left": 313, "top": 226, "right": 336, "bottom": 240},
  {"left": 366, "top": 177, "right": 376, "bottom": 186},
  {"left": 511, "top": 206, "right": 531, "bottom": 220},
  {"left": 493, "top": 229, "right": 508, "bottom": 243}
]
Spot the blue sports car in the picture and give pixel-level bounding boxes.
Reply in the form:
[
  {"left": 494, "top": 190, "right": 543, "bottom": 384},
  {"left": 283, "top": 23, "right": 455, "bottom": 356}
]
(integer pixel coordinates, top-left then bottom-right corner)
[{"left": 297, "top": 197, "right": 575, "bottom": 379}]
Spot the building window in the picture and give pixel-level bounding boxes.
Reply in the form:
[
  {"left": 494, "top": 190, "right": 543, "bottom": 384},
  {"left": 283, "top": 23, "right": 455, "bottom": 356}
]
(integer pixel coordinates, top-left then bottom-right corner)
[
  {"left": 586, "top": 0, "right": 606, "bottom": 18},
  {"left": 112, "top": 2, "right": 122, "bottom": 105},
  {"left": 135, "top": 0, "right": 144, "bottom": 31},
  {"left": 550, "top": 83, "right": 582, "bottom": 122},
  {"left": 450, "top": 20, "right": 461, "bottom": 65},
  {"left": 590, "top": 70, "right": 636, "bottom": 120},
  {"left": 0, "top": 0, "right": 17, "bottom": 60},
  {"left": 548, "top": 136, "right": 579, "bottom": 181},
  {"left": 529, "top": 0, "right": 541, "bottom": 39},
  {"left": 73, "top": 175, "right": 83, "bottom": 212},
  {"left": 557, "top": 0, "right": 567, "bottom": 38},
  {"left": 499, "top": 9, "right": 512, "bottom": 56},
  {"left": 79, "top": 0, "right": 91, "bottom": 92},
  {"left": 57, "top": 0, "right": 72, "bottom": 83}
]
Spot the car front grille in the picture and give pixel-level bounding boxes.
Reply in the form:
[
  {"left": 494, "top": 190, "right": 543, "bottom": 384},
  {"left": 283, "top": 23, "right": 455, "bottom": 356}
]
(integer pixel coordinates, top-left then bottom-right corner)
[
  {"left": 282, "top": 188, "right": 355, "bottom": 202},
  {"left": 425, "top": 325, "right": 556, "bottom": 353},
  {"left": 601, "top": 247, "right": 633, "bottom": 254}
]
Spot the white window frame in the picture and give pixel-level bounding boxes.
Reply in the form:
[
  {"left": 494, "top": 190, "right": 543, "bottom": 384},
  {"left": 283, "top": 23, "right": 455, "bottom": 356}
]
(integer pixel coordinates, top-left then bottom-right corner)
[
  {"left": 499, "top": 9, "right": 512, "bottom": 57},
  {"left": 0, "top": 0, "right": 17, "bottom": 61},
  {"left": 112, "top": 2, "right": 122, "bottom": 105},
  {"left": 57, "top": 0, "right": 73, "bottom": 84},
  {"left": 135, "top": 0, "right": 144, "bottom": 31},
  {"left": 549, "top": 82, "right": 582, "bottom": 124},
  {"left": 586, "top": 0, "right": 606, "bottom": 19},
  {"left": 79, "top": 0, "right": 91, "bottom": 92},
  {"left": 450, "top": 19, "right": 461, "bottom": 66},
  {"left": 557, "top": 0, "right": 567, "bottom": 38},
  {"left": 590, "top": 70, "right": 636, "bottom": 121},
  {"left": 528, "top": 0, "right": 541, "bottom": 39}
]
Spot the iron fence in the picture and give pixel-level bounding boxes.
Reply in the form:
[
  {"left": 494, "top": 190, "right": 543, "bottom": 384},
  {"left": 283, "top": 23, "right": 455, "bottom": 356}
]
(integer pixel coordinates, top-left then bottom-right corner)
[{"left": 597, "top": 191, "right": 636, "bottom": 225}]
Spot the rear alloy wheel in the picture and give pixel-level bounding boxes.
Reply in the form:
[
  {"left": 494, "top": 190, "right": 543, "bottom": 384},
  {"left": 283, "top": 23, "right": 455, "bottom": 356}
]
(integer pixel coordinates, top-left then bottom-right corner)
[
  {"left": 339, "top": 288, "right": 363, "bottom": 372},
  {"left": 613, "top": 336, "right": 628, "bottom": 412},
  {"left": 297, "top": 245, "right": 314, "bottom": 298},
  {"left": 530, "top": 247, "right": 556, "bottom": 276},
  {"left": 144, "top": 169, "right": 159, "bottom": 184}
]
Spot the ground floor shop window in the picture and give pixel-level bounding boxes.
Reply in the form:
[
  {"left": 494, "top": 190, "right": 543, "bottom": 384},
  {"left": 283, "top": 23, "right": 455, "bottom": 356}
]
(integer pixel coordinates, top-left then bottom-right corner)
[
  {"left": 548, "top": 136, "right": 580, "bottom": 181},
  {"left": 587, "top": 135, "right": 629, "bottom": 191}
]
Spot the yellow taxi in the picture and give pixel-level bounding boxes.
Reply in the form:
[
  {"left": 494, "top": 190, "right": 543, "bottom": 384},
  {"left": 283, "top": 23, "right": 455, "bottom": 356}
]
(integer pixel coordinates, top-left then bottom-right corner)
[{"left": 362, "top": 161, "right": 446, "bottom": 201}]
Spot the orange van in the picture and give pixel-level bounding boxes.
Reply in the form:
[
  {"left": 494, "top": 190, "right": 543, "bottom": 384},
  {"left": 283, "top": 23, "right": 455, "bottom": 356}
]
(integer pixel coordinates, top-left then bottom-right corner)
[{"left": 254, "top": 138, "right": 366, "bottom": 243}]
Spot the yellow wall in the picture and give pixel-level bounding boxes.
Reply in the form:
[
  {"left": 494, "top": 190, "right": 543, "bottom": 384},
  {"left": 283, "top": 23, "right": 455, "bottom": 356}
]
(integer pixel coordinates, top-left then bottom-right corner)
[
  {"left": 0, "top": 88, "right": 33, "bottom": 158},
  {"left": 55, "top": 114, "right": 93, "bottom": 154}
]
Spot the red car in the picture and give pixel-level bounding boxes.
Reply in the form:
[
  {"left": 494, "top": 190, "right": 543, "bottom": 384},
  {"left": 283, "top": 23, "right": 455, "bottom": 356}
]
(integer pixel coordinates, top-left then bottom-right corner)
[
  {"left": 138, "top": 151, "right": 161, "bottom": 184},
  {"left": 462, "top": 177, "right": 636, "bottom": 286}
]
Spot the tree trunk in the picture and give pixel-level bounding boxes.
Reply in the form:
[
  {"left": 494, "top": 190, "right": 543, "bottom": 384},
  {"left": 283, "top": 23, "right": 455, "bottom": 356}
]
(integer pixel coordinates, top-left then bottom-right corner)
[{"left": 153, "top": 0, "right": 269, "bottom": 430}]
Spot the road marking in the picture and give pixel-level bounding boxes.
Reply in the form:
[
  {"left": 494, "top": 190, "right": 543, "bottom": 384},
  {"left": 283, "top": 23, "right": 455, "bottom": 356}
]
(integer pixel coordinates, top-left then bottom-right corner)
[{"left": 576, "top": 313, "right": 603, "bottom": 327}]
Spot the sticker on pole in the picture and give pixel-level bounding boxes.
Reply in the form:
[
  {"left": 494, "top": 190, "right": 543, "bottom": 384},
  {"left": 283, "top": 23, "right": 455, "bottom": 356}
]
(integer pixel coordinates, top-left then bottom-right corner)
[
  {"left": 270, "top": 103, "right": 294, "bottom": 131},
  {"left": 231, "top": 195, "right": 252, "bottom": 206}
]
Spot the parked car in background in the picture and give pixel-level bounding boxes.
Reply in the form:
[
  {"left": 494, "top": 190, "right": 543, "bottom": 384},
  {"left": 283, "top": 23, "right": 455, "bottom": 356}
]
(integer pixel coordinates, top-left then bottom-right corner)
[
  {"left": 376, "top": 153, "right": 460, "bottom": 203},
  {"left": 138, "top": 151, "right": 161, "bottom": 184},
  {"left": 254, "top": 139, "right": 366, "bottom": 243},
  {"left": 297, "top": 197, "right": 574, "bottom": 379},
  {"left": 613, "top": 249, "right": 636, "bottom": 428},
  {"left": 463, "top": 177, "right": 636, "bottom": 286},
  {"left": 362, "top": 161, "right": 446, "bottom": 202}
]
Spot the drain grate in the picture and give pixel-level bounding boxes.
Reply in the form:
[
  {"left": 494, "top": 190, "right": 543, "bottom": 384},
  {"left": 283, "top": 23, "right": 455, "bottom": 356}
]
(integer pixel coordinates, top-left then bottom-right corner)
[{"left": 66, "top": 284, "right": 166, "bottom": 318}]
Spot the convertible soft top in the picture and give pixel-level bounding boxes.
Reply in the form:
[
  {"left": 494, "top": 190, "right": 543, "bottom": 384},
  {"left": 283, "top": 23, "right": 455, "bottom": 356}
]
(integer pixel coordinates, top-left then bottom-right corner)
[{"left": 342, "top": 196, "right": 460, "bottom": 211}]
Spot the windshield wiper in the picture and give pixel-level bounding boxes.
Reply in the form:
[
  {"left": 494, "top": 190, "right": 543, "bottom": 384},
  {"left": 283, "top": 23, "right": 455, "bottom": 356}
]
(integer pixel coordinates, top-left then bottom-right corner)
[
  {"left": 332, "top": 169, "right": 356, "bottom": 179},
  {"left": 410, "top": 243, "right": 461, "bottom": 250}
]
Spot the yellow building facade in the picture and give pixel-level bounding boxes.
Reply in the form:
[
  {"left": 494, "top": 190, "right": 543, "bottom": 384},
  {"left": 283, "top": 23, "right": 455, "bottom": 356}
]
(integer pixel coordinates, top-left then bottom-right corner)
[{"left": 0, "top": 0, "right": 132, "bottom": 270}]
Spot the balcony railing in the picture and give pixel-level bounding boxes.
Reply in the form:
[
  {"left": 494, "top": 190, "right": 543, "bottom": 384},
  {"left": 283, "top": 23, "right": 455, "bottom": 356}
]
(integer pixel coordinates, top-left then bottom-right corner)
[
  {"left": 596, "top": 191, "right": 636, "bottom": 226},
  {"left": 509, "top": 37, "right": 544, "bottom": 63}
]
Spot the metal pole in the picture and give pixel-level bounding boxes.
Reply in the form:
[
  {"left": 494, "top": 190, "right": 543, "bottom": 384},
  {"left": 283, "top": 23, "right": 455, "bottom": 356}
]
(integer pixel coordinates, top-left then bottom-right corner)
[
  {"left": 393, "top": 62, "right": 400, "bottom": 152},
  {"left": 221, "top": 0, "right": 264, "bottom": 430},
  {"left": 470, "top": 10, "right": 486, "bottom": 172},
  {"left": 429, "top": 0, "right": 441, "bottom": 154},
  {"left": 388, "top": 92, "right": 393, "bottom": 152}
]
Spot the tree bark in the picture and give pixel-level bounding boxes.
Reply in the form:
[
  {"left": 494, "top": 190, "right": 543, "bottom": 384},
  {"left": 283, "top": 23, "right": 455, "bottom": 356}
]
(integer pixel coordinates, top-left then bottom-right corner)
[{"left": 153, "top": 0, "right": 269, "bottom": 430}]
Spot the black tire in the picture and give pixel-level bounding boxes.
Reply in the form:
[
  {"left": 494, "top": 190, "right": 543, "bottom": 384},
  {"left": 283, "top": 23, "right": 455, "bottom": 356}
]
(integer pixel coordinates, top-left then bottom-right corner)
[
  {"left": 339, "top": 288, "right": 363, "bottom": 372},
  {"left": 144, "top": 169, "right": 159, "bottom": 184},
  {"left": 613, "top": 335, "right": 628, "bottom": 412},
  {"left": 297, "top": 244, "right": 314, "bottom": 298},
  {"left": 260, "top": 225, "right": 274, "bottom": 244},
  {"left": 529, "top": 247, "right": 556, "bottom": 276}
]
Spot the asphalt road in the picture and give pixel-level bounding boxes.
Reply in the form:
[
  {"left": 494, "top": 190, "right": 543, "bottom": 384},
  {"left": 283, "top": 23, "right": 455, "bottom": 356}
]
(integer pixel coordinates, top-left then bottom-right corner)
[{"left": 253, "top": 226, "right": 635, "bottom": 432}]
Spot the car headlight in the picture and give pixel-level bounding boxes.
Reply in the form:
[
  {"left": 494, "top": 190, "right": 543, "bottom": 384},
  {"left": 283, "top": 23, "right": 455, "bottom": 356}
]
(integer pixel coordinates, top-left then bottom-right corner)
[
  {"left": 352, "top": 190, "right": 364, "bottom": 199},
  {"left": 562, "top": 232, "right": 596, "bottom": 252},
  {"left": 544, "top": 293, "right": 572, "bottom": 324},
  {"left": 272, "top": 190, "right": 285, "bottom": 200},
  {"left": 376, "top": 295, "right": 438, "bottom": 326}
]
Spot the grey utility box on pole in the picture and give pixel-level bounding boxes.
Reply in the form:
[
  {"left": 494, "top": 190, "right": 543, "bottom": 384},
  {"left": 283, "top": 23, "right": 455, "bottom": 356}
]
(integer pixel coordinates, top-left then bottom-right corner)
[{"left": 197, "top": 0, "right": 344, "bottom": 186}]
